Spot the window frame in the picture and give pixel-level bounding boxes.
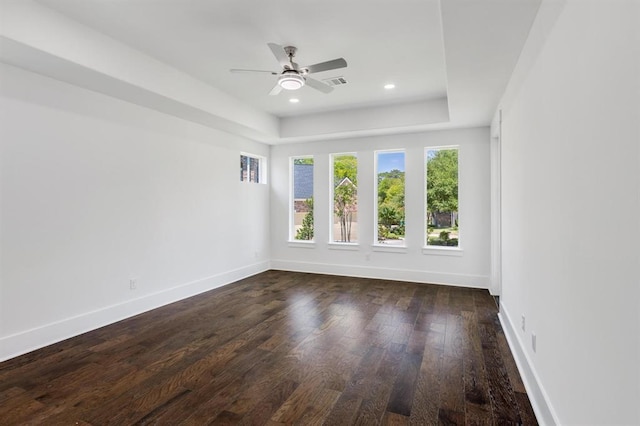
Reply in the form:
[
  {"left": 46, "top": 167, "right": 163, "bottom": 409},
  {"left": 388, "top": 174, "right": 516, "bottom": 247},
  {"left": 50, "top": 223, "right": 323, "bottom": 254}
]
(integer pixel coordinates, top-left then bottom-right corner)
[
  {"left": 423, "top": 145, "right": 462, "bottom": 253},
  {"left": 240, "top": 152, "right": 267, "bottom": 184},
  {"left": 289, "top": 155, "right": 315, "bottom": 243},
  {"left": 329, "top": 152, "right": 359, "bottom": 245},
  {"left": 373, "top": 149, "right": 406, "bottom": 248}
]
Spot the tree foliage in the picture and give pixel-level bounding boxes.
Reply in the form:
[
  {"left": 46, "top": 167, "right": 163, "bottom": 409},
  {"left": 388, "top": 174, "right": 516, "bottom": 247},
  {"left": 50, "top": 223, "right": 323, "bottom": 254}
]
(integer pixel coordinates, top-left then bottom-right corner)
[
  {"left": 333, "top": 155, "right": 358, "bottom": 185},
  {"left": 378, "top": 170, "right": 405, "bottom": 207},
  {"left": 426, "top": 149, "right": 458, "bottom": 216},
  {"left": 378, "top": 205, "right": 400, "bottom": 229},
  {"left": 293, "top": 158, "right": 313, "bottom": 165},
  {"left": 377, "top": 169, "right": 405, "bottom": 241}
]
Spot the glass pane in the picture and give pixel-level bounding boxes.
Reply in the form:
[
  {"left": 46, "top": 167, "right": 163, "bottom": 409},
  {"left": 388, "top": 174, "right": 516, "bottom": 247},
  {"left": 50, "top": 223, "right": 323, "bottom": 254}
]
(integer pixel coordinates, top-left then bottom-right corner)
[
  {"left": 426, "top": 148, "right": 459, "bottom": 246},
  {"left": 376, "top": 151, "right": 405, "bottom": 245},
  {"left": 248, "top": 157, "right": 256, "bottom": 183},
  {"left": 240, "top": 155, "right": 248, "bottom": 182},
  {"left": 292, "top": 157, "right": 314, "bottom": 240},
  {"left": 332, "top": 154, "right": 358, "bottom": 243}
]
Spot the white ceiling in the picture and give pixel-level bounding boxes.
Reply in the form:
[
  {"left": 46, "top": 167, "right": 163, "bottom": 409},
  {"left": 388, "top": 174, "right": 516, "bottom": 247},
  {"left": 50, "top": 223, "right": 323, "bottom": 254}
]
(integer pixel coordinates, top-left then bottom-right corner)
[
  {"left": 3, "top": 0, "right": 542, "bottom": 142},
  {"left": 36, "top": 0, "right": 449, "bottom": 118}
]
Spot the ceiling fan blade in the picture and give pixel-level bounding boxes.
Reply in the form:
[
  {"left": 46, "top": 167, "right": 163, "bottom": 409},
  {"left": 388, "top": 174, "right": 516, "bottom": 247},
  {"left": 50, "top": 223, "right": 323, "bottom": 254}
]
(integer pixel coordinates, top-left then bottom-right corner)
[
  {"left": 304, "top": 58, "right": 347, "bottom": 74},
  {"left": 269, "top": 82, "right": 283, "bottom": 96},
  {"left": 230, "top": 69, "right": 278, "bottom": 75},
  {"left": 305, "top": 77, "right": 333, "bottom": 94},
  {"left": 267, "top": 43, "right": 290, "bottom": 68}
]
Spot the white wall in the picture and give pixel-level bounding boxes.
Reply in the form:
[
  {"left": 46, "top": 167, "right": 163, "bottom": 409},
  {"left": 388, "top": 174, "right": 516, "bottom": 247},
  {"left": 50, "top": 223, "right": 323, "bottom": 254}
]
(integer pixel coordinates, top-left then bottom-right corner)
[
  {"left": 270, "top": 127, "right": 491, "bottom": 288},
  {"left": 0, "top": 64, "right": 271, "bottom": 361},
  {"left": 497, "top": 1, "right": 640, "bottom": 424},
  {"left": 0, "top": 0, "right": 279, "bottom": 142}
]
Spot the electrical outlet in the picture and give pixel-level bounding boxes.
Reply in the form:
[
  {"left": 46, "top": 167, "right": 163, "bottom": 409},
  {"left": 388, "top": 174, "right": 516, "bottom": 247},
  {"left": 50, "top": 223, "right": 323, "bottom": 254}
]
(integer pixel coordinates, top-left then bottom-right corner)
[
  {"left": 521, "top": 314, "right": 525, "bottom": 331},
  {"left": 532, "top": 332, "right": 537, "bottom": 352},
  {"left": 129, "top": 278, "right": 137, "bottom": 290}
]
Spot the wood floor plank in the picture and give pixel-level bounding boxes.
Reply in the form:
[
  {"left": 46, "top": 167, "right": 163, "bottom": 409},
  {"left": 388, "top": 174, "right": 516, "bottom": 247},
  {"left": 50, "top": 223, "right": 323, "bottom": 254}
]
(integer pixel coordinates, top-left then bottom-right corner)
[
  {"left": 353, "top": 342, "right": 406, "bottom": 425},
  {"left": 0, "top": 390, "right": 46, "bottom": 424},
  {"left": 439, "top": 355, "right": 465, "bottom": 416},
  {"left": 386, "top": 351, "right": 423, "bottom": 416},
  {"left": 461, "top": 310, "right": 494, "bottom": 425},
  {"left": 444, "top": 314, "right": 464, "bottom": 358},
  {"left": 478, "top": 322, "right": 523, "bottom": 424},
  {"left": 0, "top": 271, "right": 537, "bottom": 426},
  {"left": 295, "top": 387, "right": 342, "bottom": 424},
  {"left": 515, "top": 391, "right": 539, "bottom": 425},
  {"left": 408, "top": 347, "right": 442, "bottom": 425},
  {"left": 383, "top": 411, "right": 410, "bottom": 425},
  {"left": 268, "top": 376, "right": 326, "bottom": 424},
  {"left": 236, "top": 379, "right": 299, "bottom": 426}
]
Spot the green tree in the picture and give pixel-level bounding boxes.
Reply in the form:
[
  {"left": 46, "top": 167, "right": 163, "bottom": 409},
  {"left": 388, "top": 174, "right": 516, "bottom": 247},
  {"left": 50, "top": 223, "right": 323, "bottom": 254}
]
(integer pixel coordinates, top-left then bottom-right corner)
[
  {"left": 293, "top": 158, "right": 313, "bottom": 165},
  {"left": 378, "top": 169, "right": 404, "bottom": 182},
  {"left": 377, "top": 169, "right": 405, "bottom": 240},
  {"left": 334, "top": 180, "right": 357, "bottom": 242},
  {"left": 426, "top": 149, "right": 458, "bottom": 227},
  {"left": 334, "top": 155, "right": 358, "bottom": 185},
  {"left": 379, "top": 206, "right": 400, "bottom": 229},
  {"left": 295, "top": 198, "right": 314, "bottom": 240}
]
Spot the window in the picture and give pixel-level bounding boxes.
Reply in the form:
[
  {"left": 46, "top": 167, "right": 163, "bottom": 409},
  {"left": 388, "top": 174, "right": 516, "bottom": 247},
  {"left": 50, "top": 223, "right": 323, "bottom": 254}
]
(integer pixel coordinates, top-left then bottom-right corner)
[
  {"left": 375, "top": 150, "right": 405, "bottom": 245},
  {"left": 331, "top": 153, "right": 358, "bottom": 243},
  {"left": 240, "top": 153, "right": 265, "bottom": 183},
  {"left": 425, "top": 147, "right": 459, "bottom": 247},
  {"left": 291, "top": 157, "right": 314, "bottom": 241}
]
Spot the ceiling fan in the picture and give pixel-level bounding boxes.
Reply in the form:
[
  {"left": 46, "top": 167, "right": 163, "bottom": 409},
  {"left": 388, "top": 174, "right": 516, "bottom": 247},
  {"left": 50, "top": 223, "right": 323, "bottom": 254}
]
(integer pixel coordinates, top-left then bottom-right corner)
[{"left": 230, "top": 43, "right": 347, "bottom": 95}]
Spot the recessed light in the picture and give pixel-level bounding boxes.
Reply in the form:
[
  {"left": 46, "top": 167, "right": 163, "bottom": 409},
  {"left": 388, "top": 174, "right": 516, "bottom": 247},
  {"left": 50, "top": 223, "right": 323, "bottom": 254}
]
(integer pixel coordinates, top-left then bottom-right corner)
[
  {"left": 384, "top": 83, "right": 396, "bottom": 90},
  {"left": 289, "top": 98, "right": 299, "bottom": 103}
]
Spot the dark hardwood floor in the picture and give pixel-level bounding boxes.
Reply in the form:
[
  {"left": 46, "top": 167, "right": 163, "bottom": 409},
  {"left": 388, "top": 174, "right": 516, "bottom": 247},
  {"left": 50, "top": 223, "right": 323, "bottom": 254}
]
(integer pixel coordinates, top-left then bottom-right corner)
[{"left": 0, "top": 271, "right": 537, "bottom": 425}]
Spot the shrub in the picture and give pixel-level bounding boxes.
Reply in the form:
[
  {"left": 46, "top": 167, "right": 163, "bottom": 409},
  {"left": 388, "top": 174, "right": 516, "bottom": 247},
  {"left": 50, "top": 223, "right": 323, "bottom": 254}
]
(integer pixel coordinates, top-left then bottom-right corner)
[
  {"left": 428, "top": 237, "right": 459, "bottom": 247},
  {"left": 295, "top": 198, "right": 314, "bottom": 240}
]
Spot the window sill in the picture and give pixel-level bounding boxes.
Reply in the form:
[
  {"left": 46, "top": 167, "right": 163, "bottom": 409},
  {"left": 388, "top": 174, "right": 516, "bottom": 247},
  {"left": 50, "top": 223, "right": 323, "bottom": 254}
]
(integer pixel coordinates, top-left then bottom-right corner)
[
  {"left": 328, "top": 242, "right": 360, "bottom": 251},
  {"left": 372, "top": 244, "right": 408, "bottom": 253},
  {"left": 288, "top": 240, "right": 316, "bottom": 248},
  {"left": 421, "top": 246, "right": 463, "bottom": 256}
]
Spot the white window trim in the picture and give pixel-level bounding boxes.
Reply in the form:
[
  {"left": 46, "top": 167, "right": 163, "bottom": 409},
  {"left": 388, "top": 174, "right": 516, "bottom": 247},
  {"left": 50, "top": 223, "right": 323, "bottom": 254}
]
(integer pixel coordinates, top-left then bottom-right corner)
[
  {"left": 372, "top": 244, "right": 408, "bottom": 253},
  {"left": 330, "top": 152, "right": 358, "bottom": 244},
  {"left": 374, "top": 149, "right": 406, "bottom": 247},
  {"left": 424, "top": 145, "right": 460, "bottom": 250},
  {"left": 288, "top": 240, "right": 317, "bottom": 248},
  {"left": 421, "top": 246, "right": 464, "bottom": 256},
  {"left": 289, "top": 155, "right": 314, "bottom": 242},
  {"left": 328, "top": 242, "right": 360, "bottom": 251}
]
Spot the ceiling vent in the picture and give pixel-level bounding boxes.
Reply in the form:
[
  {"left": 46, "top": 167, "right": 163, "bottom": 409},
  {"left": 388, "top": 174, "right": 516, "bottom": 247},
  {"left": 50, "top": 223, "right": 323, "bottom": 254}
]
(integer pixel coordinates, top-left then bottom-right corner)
[{"left": 322, "top": 76, "right": 348, "bottom": 87}]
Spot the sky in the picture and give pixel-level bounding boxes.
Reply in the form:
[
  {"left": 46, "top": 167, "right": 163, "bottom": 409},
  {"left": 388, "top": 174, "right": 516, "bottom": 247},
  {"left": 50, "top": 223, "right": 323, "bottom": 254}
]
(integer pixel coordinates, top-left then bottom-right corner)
[{"left": 377, "top": 151, "right": 405, "bottom": 173}]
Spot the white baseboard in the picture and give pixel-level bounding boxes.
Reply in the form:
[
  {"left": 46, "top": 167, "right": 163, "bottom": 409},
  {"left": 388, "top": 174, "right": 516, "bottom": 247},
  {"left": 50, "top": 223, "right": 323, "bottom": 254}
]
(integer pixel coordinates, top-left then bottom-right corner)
[
  {"left": 0, "top": 261, "right": 270, "bottom": 362},
  {"left": 270, "top": 259, "right": 489, "bottom": 288},
  {"left": 499, "top": 304, "right": 559, "bottom": 426}
]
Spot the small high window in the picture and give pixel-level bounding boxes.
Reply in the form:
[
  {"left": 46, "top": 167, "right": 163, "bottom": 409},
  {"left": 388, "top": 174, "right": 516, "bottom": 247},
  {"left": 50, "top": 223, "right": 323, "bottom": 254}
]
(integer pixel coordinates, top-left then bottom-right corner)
[{"left": 240, "top": 153, "right": 266, "bottom": 184}]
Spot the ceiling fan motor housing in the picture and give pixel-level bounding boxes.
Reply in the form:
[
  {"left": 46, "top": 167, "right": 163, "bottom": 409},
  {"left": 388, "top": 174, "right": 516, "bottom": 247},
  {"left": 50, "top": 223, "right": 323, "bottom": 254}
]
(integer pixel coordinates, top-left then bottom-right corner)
[{"left": 278, "top": 70, "right": 305, "bottom": 90}]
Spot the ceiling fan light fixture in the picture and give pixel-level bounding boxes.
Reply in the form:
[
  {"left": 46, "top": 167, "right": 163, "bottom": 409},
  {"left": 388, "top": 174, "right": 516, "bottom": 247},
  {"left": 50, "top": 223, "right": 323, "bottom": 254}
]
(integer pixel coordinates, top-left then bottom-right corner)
[{"left": 278, "top": 71, "right": 305, "bottom": 90}]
